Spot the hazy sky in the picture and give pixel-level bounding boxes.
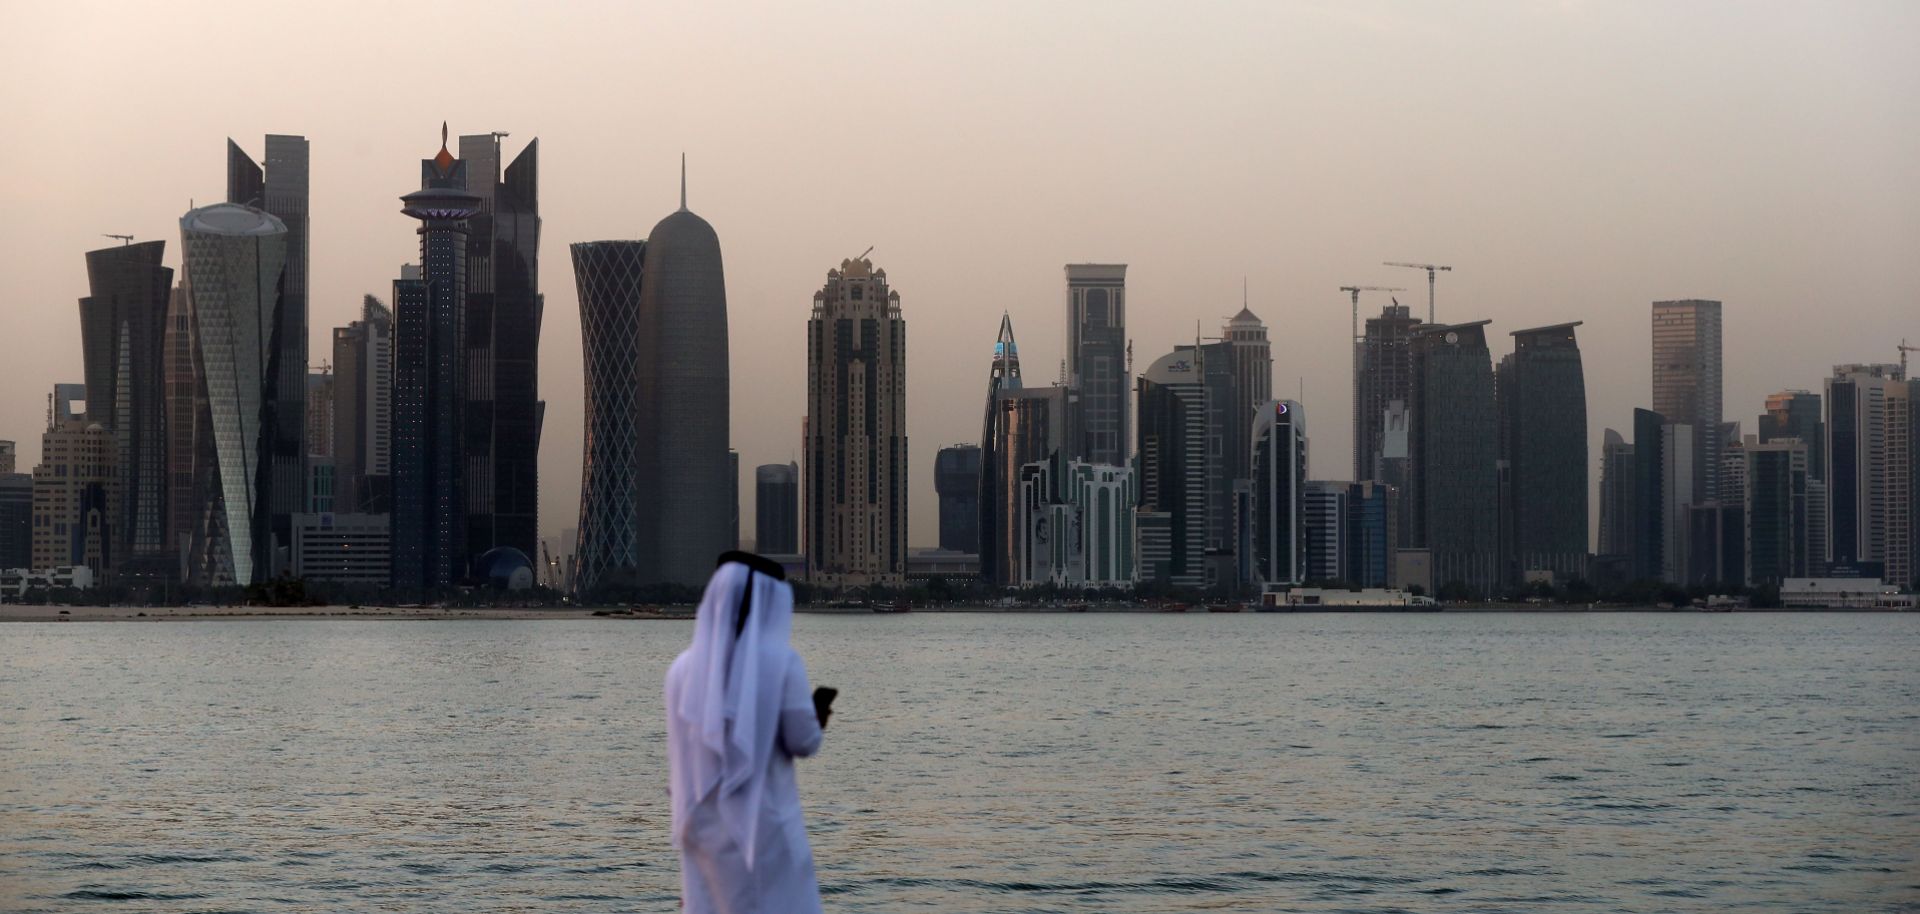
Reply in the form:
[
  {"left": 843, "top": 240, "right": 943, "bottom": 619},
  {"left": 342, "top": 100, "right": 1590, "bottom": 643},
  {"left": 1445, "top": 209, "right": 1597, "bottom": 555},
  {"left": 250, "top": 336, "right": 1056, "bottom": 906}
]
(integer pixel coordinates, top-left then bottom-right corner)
[{"left": 2, "top": 1, "right": 1915, "bottom": 549}]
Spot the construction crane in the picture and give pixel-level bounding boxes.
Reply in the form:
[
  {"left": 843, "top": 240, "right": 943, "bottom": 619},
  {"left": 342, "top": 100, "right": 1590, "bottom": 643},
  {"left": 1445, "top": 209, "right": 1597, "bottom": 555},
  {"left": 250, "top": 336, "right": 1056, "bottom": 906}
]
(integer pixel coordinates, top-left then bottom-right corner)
[
  {"left": 1340, "top": 285, "right": 1406, "bottom": 346},
  {"left": 1382, "top": 261, "right": 1453, "bottom": 324},
  {"left": 1900, "top": 338, "right": 1918, "bottom": 378},
  {"left": 102, "top": 233, "right": 134, "bottom": 246}
]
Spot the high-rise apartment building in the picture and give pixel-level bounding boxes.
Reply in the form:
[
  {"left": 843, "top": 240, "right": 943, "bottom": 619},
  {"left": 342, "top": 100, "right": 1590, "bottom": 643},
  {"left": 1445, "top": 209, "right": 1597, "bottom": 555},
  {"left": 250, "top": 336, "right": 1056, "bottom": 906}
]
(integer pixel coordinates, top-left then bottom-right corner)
[
  {"left": 393, "top": 130, "right": 479, "bottom": 591},
  {"left": 1651, "top": 299, "right": 1722, "bottom": 507},
  {"left": 1302, "top": 480, "right": 1344, "bottom": 585},
  {"left": 755, "top": 462, "right": 800, "bottom": 556},
  {"left": 805, "top": 256, "right": 907, "bottom": 587},
  {"left": 32, "top": 414, "right": 117, "bottom": 576},
  {"left": 1354, "top": 301, "right": 1423, "bottom": 483},
  {"left": 77, "top": 240, "right": 174, "bottom": 578},
  {"left": 1499, "top": 322, "right": 1589, "bottom": 582},
  {"left": 934, "top": 444, "right": 981, "bottom": 554},
  {"left": 1598, "top": 429, "right": 1635, "bottom": 559},
  {"left": 1066, "top": 264, "right": 1127, "bottom": 465},
  {"left": 456, "top": 133, "right": 542, "bottom": 562},
  {"left": 332, "top": 296, "right": 393, "bottom": 513},
  {"left": 1825, "top": 364, "right": 1911, "bottom": 584},
  {"left": 228, "top": 135, "right": 309, "bottom": 578},
  {"left": 1409, "top": 321, "right": 1500, "bottom": 597},
  {"left": 1250, "top": 401, "right": 1306, "bottom": 587},
  {"left": 178, "top": 203, "right": 289, "bottom": 585},
  {"left": 568, "top": 240, "right": 646, "bottom": 594}
]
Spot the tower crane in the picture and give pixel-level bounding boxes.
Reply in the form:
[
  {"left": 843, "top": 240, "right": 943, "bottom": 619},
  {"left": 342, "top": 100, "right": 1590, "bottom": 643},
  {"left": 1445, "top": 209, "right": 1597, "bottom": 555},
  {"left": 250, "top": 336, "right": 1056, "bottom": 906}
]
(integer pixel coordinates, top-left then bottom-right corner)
[
  {"left": 1900, "top": 338, "right": 1918, "bottom": 378},
  {"left": 1382, "top": 261, "right": 1453, "bottom": 324},
  {"left": 102, "top": 234, "right": 134, "bottom": 246},
  {"left": 1340, "top": 285, "right": 1406, "bottom": 346}
]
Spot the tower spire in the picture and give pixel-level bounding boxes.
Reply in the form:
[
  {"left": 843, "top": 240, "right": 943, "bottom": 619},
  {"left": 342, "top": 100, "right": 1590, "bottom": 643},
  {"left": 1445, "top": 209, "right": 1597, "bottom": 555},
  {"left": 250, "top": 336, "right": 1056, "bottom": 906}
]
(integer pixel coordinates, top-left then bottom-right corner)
[{"left": 679, "top": 153, "right": 687, "bottom": 212}]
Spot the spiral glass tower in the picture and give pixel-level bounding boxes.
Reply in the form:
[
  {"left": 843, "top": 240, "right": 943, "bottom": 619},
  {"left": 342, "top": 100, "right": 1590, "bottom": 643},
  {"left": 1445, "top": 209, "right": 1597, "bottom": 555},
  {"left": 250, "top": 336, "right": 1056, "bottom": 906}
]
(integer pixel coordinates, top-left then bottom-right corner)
[{"left": 569, "top": 240, "right": 645, "bottom": 594}]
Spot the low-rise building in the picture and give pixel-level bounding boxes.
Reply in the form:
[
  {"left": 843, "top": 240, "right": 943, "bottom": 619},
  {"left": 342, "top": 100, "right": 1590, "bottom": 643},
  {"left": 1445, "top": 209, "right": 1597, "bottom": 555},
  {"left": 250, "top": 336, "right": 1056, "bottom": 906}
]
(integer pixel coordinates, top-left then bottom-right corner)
[{"left": 291, "top": 513, "right": 391, "bottom": 585}]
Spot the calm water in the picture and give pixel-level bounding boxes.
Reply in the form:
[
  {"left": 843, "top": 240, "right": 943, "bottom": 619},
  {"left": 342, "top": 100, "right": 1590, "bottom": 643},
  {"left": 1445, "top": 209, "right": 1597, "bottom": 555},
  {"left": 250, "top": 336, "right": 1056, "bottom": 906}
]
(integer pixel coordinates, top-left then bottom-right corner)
[{"left": 2, "top": 613, "right": 1916, "bottom": 912}]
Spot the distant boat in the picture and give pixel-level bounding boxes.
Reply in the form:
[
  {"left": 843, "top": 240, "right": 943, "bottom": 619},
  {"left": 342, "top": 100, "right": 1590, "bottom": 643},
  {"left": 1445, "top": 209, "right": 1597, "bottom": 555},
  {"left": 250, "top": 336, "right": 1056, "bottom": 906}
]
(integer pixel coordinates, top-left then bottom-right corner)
[
  {"left": 1159, "top": 602, "right": 1190, "bottom": 613},
  {"left": 874, "top": 601, "right": 912, "bottom": 614},
  {"left": 1205, "top": 604, "right": 1241, "bottom": 613}
]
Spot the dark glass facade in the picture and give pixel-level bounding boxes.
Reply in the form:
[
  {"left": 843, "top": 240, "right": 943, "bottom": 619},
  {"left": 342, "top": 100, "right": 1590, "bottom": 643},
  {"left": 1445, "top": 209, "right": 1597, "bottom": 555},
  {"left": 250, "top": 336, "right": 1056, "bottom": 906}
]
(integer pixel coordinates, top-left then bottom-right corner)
[
  {"left": 1354, "top": 302, "right": 1423, "bottom": 482},
  {"left": 934, "top": 445, "right": 981, "bottom": 554},
  {"left": 1744, "top": 442, "right": 1809, "bottom": 585},
  {"left": 0, "top": 473, "right": 31, "bottom": 570},
  {"left": 1136, "top": 350, "right": 1209, "bottom": 588},
  {"left": 1758, "top": 390, "right": 1823, "bottom": 481},
  {"left": 1409, "top": 321, "right": 1499, "bottom": 597},
  {"left": 1250, "top": 401, "right": 1305, "bottom": 586},
  {"left": 1066, "top": 265, "right": 1127, "bottom": 465},
  {"left": 569, "top": 240, "right": 645, "bottom": 593},
  {"left": 1630, "top": 408, "right": 1667, "bottom": 582},
  {"left": 77, "top": 240, "right": 174, "bottom": 578},
  {"left": 1343, "top": 481, "right": 1396, "bottom": 588},
  {"left": 755, "top": 462, "right": 799, "bottom": 556},
  {"left": 1499, "top": 323, "right": 1589, "bottom": 582}
]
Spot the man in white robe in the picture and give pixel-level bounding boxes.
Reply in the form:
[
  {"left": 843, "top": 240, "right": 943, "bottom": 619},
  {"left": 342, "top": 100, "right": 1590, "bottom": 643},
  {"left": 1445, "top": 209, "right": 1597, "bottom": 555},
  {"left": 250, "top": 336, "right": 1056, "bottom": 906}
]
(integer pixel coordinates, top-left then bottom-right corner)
[{"left": 666, "top": 552, "right": 828, "bottom": 914}]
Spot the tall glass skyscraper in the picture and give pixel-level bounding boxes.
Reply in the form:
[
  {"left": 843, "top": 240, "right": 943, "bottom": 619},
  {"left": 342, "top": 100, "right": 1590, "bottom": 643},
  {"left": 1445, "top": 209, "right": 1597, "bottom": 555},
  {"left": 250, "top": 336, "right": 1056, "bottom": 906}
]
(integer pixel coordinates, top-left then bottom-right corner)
[
  {"left": 457, "top": 133, "right": 542, "bottom": 562},
  {"left": 1758, "top": 390, "right": 1823, "bottom": 482},
  {"left": 1066, "top": 264, "right": 1127, "bottom": 465},
  {"left": 569, "top": 239, "right": 645, "bottom": 594},
  {"left": 1499, "top": 322, "right": 1589, "bottom": 582},
  {"left": 227, "top": 135, "right": 308, "bottom": 576},
  {"left": 178, "top": 203, "right": 289, "bottom": 586},
  {"left": 1223, "top": 306, "right": 1272, "bottom": 484},
  {"left": 1409, "top": 321, "right": 1499, "bottom": 597},
  {"left": 1136, "top": 349, "right": 1210, "bottom": 589},
  {"left": 635, "top": 174, "right": 732, "bottom": 588},
  {"left": 1354, "top": 300, "right": 1424, "bottom": 483},
  {"left": 755, "top": 462, "right": 800, "bottom": 556},
  {"left": 331, "top": 296, "right": 393, "bottom": 513},
  {"left": 78, "top": 240, "right": 174, "bottom": 579},
  {"left": 1651, "top": 299, "right": 1722, "bottom": 507},
  {"left": 394, "top": 129, "right": 479, "bottom": 591},
  {"left": 934, "top": 444, "right": 981, "bottom": 554},
  {"left": 1251, "top": 401, "right": 1306, "bottom": 587},
  {"left": 1825, "top": 363, "right": 1912, "bottom": 584}
]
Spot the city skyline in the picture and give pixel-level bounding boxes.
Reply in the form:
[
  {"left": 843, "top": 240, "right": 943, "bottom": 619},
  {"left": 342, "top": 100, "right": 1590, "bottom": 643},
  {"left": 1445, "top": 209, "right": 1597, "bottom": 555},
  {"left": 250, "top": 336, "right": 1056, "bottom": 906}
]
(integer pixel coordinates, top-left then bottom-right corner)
[{"left": 2, "top": 2, "right": 1915, "bottom": 550}]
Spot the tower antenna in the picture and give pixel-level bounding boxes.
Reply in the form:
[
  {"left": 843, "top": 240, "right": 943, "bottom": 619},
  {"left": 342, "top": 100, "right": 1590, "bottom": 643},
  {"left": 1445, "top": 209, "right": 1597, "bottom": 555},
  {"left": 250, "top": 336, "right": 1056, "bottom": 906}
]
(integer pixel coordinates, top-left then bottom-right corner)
[{"left": 679, "top": 153, "right": 687, "bottom": 212}]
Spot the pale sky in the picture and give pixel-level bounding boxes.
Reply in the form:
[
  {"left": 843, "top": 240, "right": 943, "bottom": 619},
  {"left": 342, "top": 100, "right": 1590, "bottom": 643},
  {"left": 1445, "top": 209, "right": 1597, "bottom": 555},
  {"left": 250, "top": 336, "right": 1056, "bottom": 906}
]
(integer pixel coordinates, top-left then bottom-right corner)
[{"left": 2, "top": 0, "right": 1914, "bottom": 550}]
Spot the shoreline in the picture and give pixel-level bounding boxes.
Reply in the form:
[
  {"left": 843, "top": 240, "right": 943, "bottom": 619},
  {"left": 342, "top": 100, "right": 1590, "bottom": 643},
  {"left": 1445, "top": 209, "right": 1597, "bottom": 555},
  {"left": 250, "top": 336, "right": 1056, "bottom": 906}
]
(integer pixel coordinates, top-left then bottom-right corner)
[{"left": 1, "top": 604, "right": 1909, "bottom": 622}]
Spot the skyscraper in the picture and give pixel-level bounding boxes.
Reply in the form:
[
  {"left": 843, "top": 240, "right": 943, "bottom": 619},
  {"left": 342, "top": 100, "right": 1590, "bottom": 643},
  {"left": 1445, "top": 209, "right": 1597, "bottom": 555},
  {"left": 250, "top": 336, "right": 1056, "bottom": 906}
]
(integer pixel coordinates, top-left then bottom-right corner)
[
  {"left": 1303, "top": 481, "right": 1345, "bottom": 584},
  {"left": 805, "top": 255, "right": 906, "bottom": 587},
  {"left": 636, "top": 169, "right": 732, "bottom": 587},
  {"left": 1825, "top": 363, "right": 1911, "bottom": 584},
  {"left": 934, "top": 444, "right": 981, "bottom": 554},
  {"left": 1224, "top": 305, "right": 1271, "bottom": 482},
  {"left": 1343, "top": 481, "right": 1396, "bottom": 588},
  {"left": 978, "top": 315, "right": 1078, "bottom": 586},
  {"left": 456, "top": 132, "right": 542, "bottom": 562},
  {"left": 1066, "top": 264, "right": 1127, "bottom": 465},
  {"left": 1744, "top": 439, "right": 1810, "bottom": 586},
  {"left": 1758, "top": 390, "right": 1823, "bottom": 482},
  {"left": 755, "top": 462, "right": 800, "bottom": 556},
  {"left": 569, "top": 240, "right": 645, "bottom": 594},
  {"left": 1631, "top": 408, "right": 1694, "bottom": 583},
  {"left": 1249, "top": 400, "right": 1306, "bottom": 586},
  {"left": 77, "top": 240, "right": 173, "bottom": 578},
  {"left": 1499, "top": 322, "right": 1589, "bottom": 582},
  {"left": 332, "top": 296, "right": 393, "bottom": 513},
  {"left": 0, "top": 471, "right": 31, "bottom": 571},
  {"left": 1354, "top": 300, "right": 1423, "bottom": 483},
  {"left": 1597, "top": 428, "right": 1636, "bottom": 559},
  {"left": 1651, "top": 299, "right": 1722, "bottom": 506},
  {"left": 32, "top": 410, "right": 116, "bottom": 576},
  {"left": 1136, "top": 349, "right": 1210, "bottom": 588},
  {"left": 306, "top": 370, "right": 333, "bottom": 459},
  {"left": 1409, "top": 321, "right": 1500, "bottom": 597},
  {"left": 227, "top": 135, "right": 308, "bottom": 577},
  {"left": 393, "top": 129, "right": 479, "bottom": 591},
  {"left": 179, "top": 203, "right": 289, "bottom": 585}
]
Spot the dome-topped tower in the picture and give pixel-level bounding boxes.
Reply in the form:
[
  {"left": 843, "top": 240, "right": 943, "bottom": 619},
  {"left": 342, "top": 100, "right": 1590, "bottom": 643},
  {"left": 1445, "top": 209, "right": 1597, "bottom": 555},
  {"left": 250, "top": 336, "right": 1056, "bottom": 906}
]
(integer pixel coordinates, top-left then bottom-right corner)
[{"left": 633, "top": 157, "right": 732, "bottom": 587}]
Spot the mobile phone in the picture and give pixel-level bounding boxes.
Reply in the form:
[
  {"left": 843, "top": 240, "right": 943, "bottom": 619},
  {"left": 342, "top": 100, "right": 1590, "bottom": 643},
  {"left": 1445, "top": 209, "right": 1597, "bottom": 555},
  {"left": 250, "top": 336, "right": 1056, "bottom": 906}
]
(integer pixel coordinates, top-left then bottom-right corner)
[{"left": 812, "top": 686, "right": 838, "bottom": 723}]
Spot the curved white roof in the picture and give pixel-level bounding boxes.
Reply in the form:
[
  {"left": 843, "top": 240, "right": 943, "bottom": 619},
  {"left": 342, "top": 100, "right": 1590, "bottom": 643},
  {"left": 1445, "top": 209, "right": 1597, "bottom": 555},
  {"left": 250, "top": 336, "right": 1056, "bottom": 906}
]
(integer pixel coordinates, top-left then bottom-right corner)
[{"left": 180, "top": 202, "right": 287, "bottom": 237}]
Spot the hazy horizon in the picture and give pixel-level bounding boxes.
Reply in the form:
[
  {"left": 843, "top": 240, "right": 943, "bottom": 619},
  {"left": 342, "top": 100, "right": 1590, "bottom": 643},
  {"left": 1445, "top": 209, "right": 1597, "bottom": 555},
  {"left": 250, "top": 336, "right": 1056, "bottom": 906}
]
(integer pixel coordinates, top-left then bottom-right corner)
[{"left": 3, "top": 0, "right": 1914, "bottom": 550}]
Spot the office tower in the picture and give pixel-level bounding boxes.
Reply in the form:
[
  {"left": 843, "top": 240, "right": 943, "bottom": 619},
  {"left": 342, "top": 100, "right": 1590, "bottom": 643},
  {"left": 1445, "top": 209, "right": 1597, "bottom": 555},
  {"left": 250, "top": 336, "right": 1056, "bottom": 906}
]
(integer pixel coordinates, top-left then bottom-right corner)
[
  {"left": 32, "top": 410, "right": 117, "bottom": 575},
  {"left": 1066, "top": 264, "right": 1127, "bottom": 465},
  {"left": 1687, "top": 503, "right": 1744, "bottom": 588},
  {"left": 1825, "top": 364, "right": 1911, "bottom": 583},
  {"left": 1249, "top": 400, "right": 1307, "bottom": 587},
  {"left": 228, "top": 136, "right": 309, "bottom": 576},
  {"left": 1343, "top": 481, "right": 1396, "bottom": 588},
  {"left": 77, "top": 240, "right": 174, "bottom": 578},
  {"left": 332, "top": 296, "right": 393, "bottom": 513},
  {"left": 179, "top": 202, "right": 289, "bottom": 585},
  {"left": 0, "top": 441, "right": 13, "bottom": 475},
  {"left": 161, "top": 282, "right": 208, "bottom": 576},
  {"left": 1409, "top": 322, "right": 1499, "bottom": 597},
  {"left": 934, "top": 444, "right": 982, "bottom": 554},
  {"left": 1598, "top": 429, "right": 1635, "bottom": 559},
  {"left": 1759, "top": 390, "right": 1823, "bottom": 481},
  {"left": 1651, "top": 299, "right": 1722, "bottom": 506},
  {"left": 1303, "top": 480, "right": 1345, "bottom": 583},
  {"left": 306, "top": 458, "right": 335, "bottom": 513},
  {"left": 1744, "top": 439, "right": 1810, "bottom": 586},
  {"left": 306, "top": 370, "right": 333, "bottom": 459},
  {"left": 51, "top": 385, "right": 86, "bottom": 423},
  {"left": 1354, "top": 300, "right": 1424, "bottom": 482},
  {"left": 805, "top": 255, "right": 906, "bottom": 587},
  {"left": 456, "top": 132, "right": 542, "bottom": 561},
  {"left": 755, "top": 462, "right": 800, "bottom": 556},
  {"left": 1631, "top": 409, "right": 1694, "bottom": 582},
  {"left": 1067, "top": 461, "right": 1134, "bottom": 587},
  {"left": 393, "top": 130, "right": 480, "bottom": 591},
  {"left": 633, "top": 170, "right": 732, "bottom": 588},
  {"left": 569, "top": 240, "right": 645, "bottom": 594},
  {"left": 979, "top": 316, "right": 1079, "bottom": 585},
  {"left": 1223, "top": 305, "right": 1272, "bottom": 482},
  {"left": 1192, "top": 340, "right": 1239, "bottom": 564},
  {"left": 1499, "top": 322, "right": 1589, "bottom": 582},
  {"left": 0, "top": 472, "right": 30, "bottom": 570},
  {"left": 1137, "top": 349, "right": 1211, "bottom": 588}
]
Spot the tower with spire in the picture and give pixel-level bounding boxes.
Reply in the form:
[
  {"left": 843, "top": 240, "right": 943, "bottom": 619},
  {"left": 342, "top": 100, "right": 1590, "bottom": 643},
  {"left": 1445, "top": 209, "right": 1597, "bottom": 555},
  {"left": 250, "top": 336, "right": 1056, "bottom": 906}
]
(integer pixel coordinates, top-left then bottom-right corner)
[{"left": 976, "top": 312, "right": 1080, "bottom": 586}]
